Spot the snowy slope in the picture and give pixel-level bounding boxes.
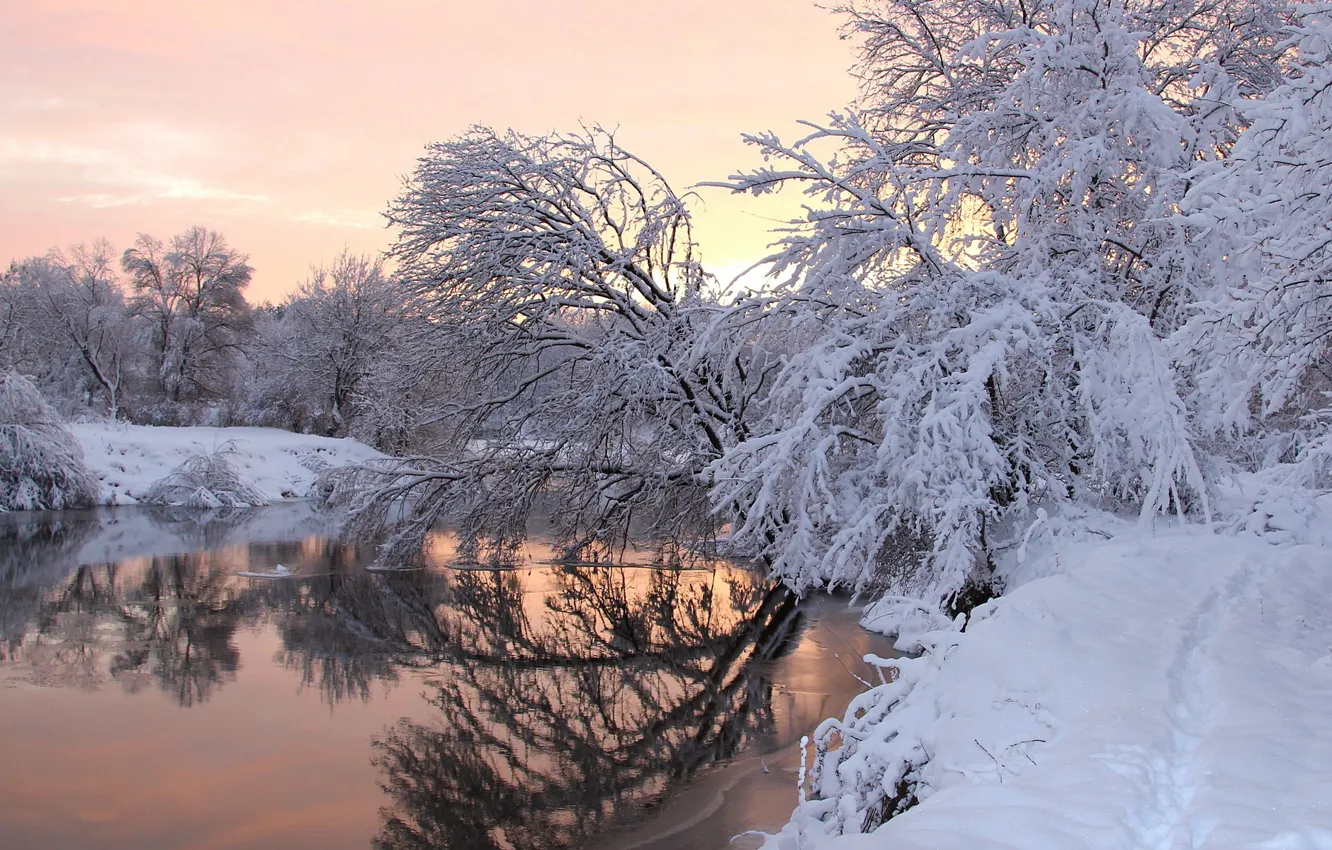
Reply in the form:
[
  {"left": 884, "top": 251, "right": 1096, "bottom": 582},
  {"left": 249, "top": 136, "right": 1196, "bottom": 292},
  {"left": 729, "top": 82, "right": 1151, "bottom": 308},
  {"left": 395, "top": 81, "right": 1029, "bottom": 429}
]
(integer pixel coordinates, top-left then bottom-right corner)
[
  {"left": 770, "top": 524, "right": 1332, "bottom": 849},
  {"left": 68, "top": 423, "right": 385, "bottom": 505}
]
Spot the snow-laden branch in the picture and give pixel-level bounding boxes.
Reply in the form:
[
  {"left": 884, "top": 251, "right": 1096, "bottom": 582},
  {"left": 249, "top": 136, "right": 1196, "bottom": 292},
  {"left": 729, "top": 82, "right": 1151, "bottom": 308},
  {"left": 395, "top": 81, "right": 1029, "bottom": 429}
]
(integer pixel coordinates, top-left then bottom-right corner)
[
  {"left": 323, "top": 127, "right": 770, "bottom": 563},
  {"left": 703, "top": 0, "right": 1244, "bottom": 610}
]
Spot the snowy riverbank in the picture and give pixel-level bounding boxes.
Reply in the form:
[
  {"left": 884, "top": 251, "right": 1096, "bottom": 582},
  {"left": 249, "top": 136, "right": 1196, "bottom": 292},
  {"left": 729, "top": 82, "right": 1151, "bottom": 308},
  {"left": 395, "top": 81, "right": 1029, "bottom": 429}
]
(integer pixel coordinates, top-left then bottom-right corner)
[
  {"left": 769, "top": 498, "right": 1332, "bottom": 849},
  {"left": 68, "top": 423, "right": 385, "bottom": 505}
]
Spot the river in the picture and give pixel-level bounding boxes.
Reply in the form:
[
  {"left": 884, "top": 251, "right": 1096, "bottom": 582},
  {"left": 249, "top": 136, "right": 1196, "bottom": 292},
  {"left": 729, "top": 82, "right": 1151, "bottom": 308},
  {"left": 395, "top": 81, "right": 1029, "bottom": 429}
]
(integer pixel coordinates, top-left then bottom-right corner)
[{"left": 0, "top": 502, "right": 895, "bottom": 850}]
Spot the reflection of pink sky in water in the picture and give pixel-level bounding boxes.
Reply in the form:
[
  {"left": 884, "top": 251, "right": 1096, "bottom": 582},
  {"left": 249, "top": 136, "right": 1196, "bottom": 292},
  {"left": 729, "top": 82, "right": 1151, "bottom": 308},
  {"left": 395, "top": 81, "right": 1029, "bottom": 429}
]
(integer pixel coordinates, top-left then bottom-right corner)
[
  {"left": 421, "top": 525, "right": 754, "bottom": 642},
  {"left": 0, "top": 626, "right": 414, "bottom": 850},
  {"left": 0, "top": 525, "right": 896, "bottom": 849}
]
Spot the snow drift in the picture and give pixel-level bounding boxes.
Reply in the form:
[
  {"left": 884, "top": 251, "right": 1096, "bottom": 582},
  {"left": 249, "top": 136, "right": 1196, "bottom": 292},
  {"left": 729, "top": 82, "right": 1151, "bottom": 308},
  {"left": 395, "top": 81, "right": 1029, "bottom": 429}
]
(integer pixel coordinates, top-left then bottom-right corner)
[
  {"left": 69, "top": 423, "right": 385, "bottom": 506},
  {"left": 762, "top": 508, "right": 1332, "bottom": 849}
]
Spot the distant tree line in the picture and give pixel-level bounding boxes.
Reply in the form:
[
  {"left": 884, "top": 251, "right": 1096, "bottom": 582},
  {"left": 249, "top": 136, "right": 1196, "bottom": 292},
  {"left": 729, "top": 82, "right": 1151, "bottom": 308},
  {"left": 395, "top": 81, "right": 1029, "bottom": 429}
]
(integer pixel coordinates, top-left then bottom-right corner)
[{"left": 0, "top": 227, "right": 444, "bottom": 452}]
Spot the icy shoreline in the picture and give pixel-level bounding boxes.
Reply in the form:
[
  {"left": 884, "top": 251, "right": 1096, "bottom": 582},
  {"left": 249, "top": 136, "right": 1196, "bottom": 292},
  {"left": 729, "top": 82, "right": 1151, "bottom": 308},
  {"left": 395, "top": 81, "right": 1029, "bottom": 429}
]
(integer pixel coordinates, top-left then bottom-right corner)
[{"left": 767, "top": 515, "right": 1332, "bottom": 849}]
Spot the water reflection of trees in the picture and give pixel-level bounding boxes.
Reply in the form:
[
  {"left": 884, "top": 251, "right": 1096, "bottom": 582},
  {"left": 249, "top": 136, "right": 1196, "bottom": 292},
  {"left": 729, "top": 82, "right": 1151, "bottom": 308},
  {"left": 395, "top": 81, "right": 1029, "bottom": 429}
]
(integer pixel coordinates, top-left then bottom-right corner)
[
  {"left": 256, "top": 548, "right": 452, "bottom": 706},
  {"left": 0, "top": 527, "right": 435, "bottom": 707},
  {"left": 2, "top": 512, "right": 809, "bottom": 849},
  {"left": 3, "top": 542, "right": 244, "bottom": 705},
  {"left": 372, "top": 563, "right": 803, "bottom": 850},
  {"left": 0, "top": 513, "right": 96, "bottom": 652},
  {"left": 140, "top": 505, "right": 267, "bottom": 551},
  {"left": 106, "top": 555, "right": 242, "bottom": 706}
]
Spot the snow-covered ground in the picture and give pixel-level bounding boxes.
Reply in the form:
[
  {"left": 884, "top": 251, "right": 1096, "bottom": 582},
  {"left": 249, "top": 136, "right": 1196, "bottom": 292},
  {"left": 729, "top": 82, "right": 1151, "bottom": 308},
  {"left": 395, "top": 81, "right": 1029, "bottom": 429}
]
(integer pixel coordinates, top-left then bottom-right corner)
[
  {"left": 769, "top": 502, "right": 1332, "bottom": 849},
  {"left": 68, "top": 423, "right": 384, "bottom": 505}
]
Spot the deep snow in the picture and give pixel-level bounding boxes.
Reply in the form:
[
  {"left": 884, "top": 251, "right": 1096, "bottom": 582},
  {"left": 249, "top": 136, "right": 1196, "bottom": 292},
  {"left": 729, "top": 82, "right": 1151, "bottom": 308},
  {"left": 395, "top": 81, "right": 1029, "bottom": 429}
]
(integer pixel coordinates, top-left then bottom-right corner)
[
  {"left": 68, "top": 423, "right": 384, "bottom": 505},
  {"left": 766, "top": 504, "right": 1332, "bottom": 849}
]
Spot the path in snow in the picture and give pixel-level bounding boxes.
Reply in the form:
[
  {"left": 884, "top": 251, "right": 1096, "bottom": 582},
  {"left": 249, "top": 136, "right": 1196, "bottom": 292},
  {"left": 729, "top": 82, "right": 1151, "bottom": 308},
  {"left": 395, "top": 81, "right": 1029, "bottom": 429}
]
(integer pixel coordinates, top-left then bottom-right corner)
[
  {"left": 771, "top": 530, "right": 1332, "bottom": 850},
  {"left": 1101, "top": 558, "right": 1256, "bottom": 850}
]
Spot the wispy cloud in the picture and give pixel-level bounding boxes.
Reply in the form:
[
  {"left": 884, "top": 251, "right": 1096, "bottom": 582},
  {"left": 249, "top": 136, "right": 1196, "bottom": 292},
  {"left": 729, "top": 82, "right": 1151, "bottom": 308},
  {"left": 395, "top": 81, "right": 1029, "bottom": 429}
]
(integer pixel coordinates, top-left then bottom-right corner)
[
  {"left": 0, "top": 138, "right": 106, "bottom": 167},
  {"left": 57, "top": 182, "right": 269, "bottom": 208},
  {"left": 293, "top": 208, "right": 382, "bottom": 229},
  {"left": 1, "top": 0, "right": 855, "bottom": 300},
  {"left": 6, "top": 95, "right": 74, "bottom": 112},
  {"left": 0, "top": 136, "right": 268, "bottom": 207}
]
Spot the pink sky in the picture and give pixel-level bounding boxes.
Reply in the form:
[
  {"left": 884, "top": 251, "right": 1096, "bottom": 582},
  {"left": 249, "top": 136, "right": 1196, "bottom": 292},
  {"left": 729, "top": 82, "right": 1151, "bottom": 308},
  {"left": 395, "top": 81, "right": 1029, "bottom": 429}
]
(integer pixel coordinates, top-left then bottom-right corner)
[{"left": 0, "top": 0, "right": 857, "bottom": 302}]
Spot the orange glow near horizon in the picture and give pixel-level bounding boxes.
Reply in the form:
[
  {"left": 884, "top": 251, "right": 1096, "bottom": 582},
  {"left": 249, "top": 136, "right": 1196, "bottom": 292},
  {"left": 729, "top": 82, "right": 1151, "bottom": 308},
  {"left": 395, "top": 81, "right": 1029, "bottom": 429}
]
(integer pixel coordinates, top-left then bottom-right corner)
[{"left": 0, "top": 0, "right": 858, "bottom": 302}]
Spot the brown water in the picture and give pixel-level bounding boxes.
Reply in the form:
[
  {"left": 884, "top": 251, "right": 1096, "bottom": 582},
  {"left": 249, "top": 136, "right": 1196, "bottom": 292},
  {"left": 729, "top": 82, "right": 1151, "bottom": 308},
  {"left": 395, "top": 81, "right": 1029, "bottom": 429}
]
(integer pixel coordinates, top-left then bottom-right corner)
[{"left": 0, "top": 504, "right": 896, "bottom": 850}]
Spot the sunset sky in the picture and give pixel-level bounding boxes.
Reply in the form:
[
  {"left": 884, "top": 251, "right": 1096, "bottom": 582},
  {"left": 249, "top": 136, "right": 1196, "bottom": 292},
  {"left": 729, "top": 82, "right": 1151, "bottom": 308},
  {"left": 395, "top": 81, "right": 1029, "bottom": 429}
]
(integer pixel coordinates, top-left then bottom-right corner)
[{"left": 1, "top": 0, "right": 858, "bottom": 302}]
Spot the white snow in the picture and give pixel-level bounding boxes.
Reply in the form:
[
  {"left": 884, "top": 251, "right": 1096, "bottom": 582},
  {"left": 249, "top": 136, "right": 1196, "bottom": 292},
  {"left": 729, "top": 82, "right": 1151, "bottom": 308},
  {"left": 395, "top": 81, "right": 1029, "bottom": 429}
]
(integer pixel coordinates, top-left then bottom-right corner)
[
  {"left": 769, "top": 504, "right": 1332, "bottom": 849},
  {"left": 67, "top": 423, "right": 385, "bottom": 505},
  {"left": 237, "top": 563, "right": 300, "bottom": 578}
]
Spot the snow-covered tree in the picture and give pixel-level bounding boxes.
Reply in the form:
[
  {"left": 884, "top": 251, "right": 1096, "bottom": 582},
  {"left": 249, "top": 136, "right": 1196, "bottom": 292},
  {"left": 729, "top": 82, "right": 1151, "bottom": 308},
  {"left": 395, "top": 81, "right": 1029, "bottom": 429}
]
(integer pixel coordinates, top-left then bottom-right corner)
[
  {"left": 35, "top": 241, "right": 132, "bottom": 418},
  {"left": 0, "top": 371, "right": 100, "bottom": 511},
  {"left": 285, "top": 252, "right": 402, "bottom": 435},
  {"left": 323, "top": 127, "right": 765, "bottom": 563},
  {"left": 0, "top": 244, "right": 137, "bottom": 419},
  {"left": 250, "top": 251, "right": 426, "bottom": 447},
  {"left": 122, "top": 227, "right": 254, "bottom": 406},
  {"left": 0, "top": 263, "right": 40, "bottom": 374},
  {"left": 708, "top": 0, "right": 1293, "bottom": 610},
  {"left": 1182, "top": 3, "right": 1332, "bottom": 479},
  {"left": 0, "top": 263, "right": 58, "bottom": 391}
]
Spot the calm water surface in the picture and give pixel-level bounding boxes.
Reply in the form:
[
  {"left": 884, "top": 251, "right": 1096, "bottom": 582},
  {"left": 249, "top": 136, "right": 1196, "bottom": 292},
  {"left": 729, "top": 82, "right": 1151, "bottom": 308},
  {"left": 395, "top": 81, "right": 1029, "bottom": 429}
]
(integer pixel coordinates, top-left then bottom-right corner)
[{"left": 0, "top": 503, "right": 895, "bottom": 850}]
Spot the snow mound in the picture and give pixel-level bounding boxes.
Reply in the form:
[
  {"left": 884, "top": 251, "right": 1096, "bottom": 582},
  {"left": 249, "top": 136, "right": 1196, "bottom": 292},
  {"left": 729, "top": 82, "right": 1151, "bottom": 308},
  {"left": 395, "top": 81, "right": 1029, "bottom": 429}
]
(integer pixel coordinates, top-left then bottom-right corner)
[
  {"left": 1218, "top": 477, "right": 1332, "bottom": 548},
  {"left": 140, "top": 445, "right": 271, "bottom": 508},
  {"left": 0, "top": 372, "right": 100, "bottom": 511},
  {"left": 69, "top": 423, "right": 386, "bottom": 505},
  {"left": 858, "top": 596, "right": 961, "bottom": 654}
]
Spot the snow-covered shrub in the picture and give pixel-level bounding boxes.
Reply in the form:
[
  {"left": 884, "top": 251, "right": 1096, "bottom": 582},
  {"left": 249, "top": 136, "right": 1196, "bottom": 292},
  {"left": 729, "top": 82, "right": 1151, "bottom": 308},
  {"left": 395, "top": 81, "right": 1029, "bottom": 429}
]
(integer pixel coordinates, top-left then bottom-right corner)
[
  {"left": 0, "top": 371, "right": 100, "bottom": 511},
  {"left": 860, "top": 597, "right": 962, "bottom": 654},
  {"left": 140, "top": 444, "right": 271, "bottom": 508}
]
